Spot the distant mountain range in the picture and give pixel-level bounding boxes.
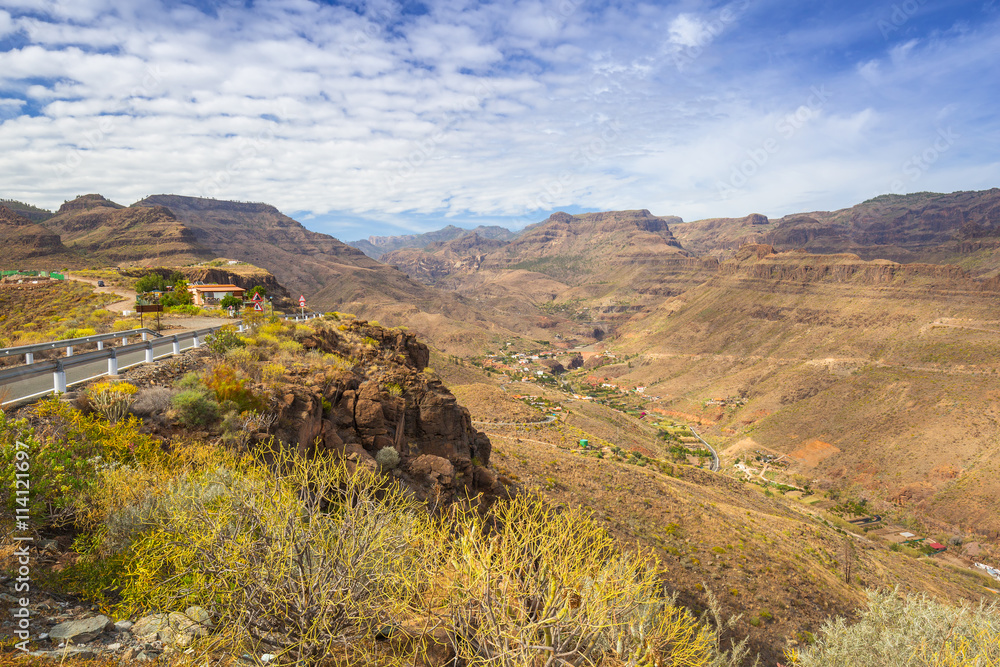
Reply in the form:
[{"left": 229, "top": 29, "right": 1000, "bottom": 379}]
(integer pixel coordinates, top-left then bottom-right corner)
[
  {"left": 347, "top": 224, "right": 515, "bottom": 259},
  {"left": 5, "top": 186, "right": 1000, "bottom": 353},
  {"left": 671, "top": 189, "right": 1000, "bottom": 276}
]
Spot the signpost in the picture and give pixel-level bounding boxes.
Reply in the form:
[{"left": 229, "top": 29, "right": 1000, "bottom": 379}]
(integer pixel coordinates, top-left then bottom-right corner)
[
  {"left": 136, "top": 304, "right": 163, "bottom": 331},
  {"left": 299, "top": 295, "right": 306, "bottom": 319},
  {"left": 251, "top": 291, "right": 267, "bottom": 317}
]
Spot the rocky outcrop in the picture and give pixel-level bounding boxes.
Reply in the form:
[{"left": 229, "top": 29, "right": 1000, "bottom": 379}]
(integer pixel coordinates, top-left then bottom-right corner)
[
  {"left": 270, "top": 320, "right": 498, "bottom": 502},
  {"left": 0, "top": 206, "right": 82, "bottom": 266},
  {"left": 55, "top": 194, "right": 124, "bottom": 213}
]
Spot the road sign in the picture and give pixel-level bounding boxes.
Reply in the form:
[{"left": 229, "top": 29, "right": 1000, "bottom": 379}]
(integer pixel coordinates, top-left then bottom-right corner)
[
  {"left": 251, "top": 292, "right": 263, "bottom": 303},
  {"left": 136, "top": 305, "right": 164, "bottom": 313},
  {"left": 254, "top": 302, "right": 263, "bottom": 312},
  {"left": 298, "top": 295, "right": 306, "bottom": 307}
]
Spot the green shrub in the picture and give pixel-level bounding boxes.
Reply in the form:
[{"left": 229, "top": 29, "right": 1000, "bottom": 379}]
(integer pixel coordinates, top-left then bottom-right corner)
[
  {"left": 375, "top": 446, "right": 400, "bottom": 470},
  {"left": 788, "top": 588, "right": 1000, "bottom": 666},
  {"left": 0, "top": 399, "right": 161, "bottom": 526},
  {"left": 171, "top": 390, "right": 220, "bottom": 428},
  {"left": 176, "top": 371, "right": 204, "bottom": 390},
  {"left": 205, "top": 326, "right": 246, "bottom": 355}
]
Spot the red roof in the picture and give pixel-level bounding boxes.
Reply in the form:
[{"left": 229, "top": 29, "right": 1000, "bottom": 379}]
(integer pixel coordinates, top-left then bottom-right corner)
[
  {"left": 188, "top": 284, "right": 245, "bottom": 291},
  {"left": 928, "top": 542, "right": 946, "bottom": 550}
]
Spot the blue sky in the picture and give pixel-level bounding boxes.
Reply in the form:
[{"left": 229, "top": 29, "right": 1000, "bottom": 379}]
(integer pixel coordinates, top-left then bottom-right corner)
[{"left": 0, "top": 0, "right": 997, "bottom": 241}]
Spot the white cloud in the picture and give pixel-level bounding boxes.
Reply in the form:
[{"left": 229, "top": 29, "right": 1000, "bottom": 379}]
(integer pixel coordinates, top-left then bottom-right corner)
[
  {"left": 669, "top": 13, "right": 712, "bottom": 48},
  {"left": 0, "top": 1, "right": 996, "bottom": 237}
]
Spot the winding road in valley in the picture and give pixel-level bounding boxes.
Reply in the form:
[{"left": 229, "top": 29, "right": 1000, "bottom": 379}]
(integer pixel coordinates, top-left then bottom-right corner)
[{"left": 688, "top": 425, "right": 720, "bottom": 472}]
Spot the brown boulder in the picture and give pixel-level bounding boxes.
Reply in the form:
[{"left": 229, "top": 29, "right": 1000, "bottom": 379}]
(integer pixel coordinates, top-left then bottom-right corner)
[{"left": 409, "top": 455, "right": 455, "bottom": 485}]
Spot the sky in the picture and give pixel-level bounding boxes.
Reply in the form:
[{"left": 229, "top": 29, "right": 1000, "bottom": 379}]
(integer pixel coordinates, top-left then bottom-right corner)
[{"left": 0, "top": 0, "right": 997, "bottom": 241}]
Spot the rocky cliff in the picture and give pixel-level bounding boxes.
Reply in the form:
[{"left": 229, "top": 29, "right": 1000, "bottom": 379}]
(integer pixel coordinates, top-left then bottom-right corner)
[
  {"left": 0, "top": 205, "right": 84, "bottom": 268},
  {"left": 673, "top": 188, "right": 1000, "bottom": 270},
  {"left": 268, "top": 320, "right": 499, "bottom": 502}
]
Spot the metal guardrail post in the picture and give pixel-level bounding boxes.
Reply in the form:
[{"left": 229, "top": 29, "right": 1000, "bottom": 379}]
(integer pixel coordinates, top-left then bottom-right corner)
[
  {"left": 172, "top": 335, "right": 180, "bottom": 356},
  {"left": 145, "top": 341, "right": 154, "bottom": 364},
  {"left": 192, "top": 332, "right": 200, "bottom": 348},
  {"left": 142, "top": 332, "right": 148, "bottom": 341},
  {"left": 25, "top": 352, "right": 33, "bottom": 364},
  {"left": 97, "top": 340, "right": 103, "bottom": 350},
  {"left": 121, "top": 335, "right": 129, "bottom": 346},
  {"left": 66, "top": 346, "right": 73, "bottom": 357},
  {"left": 53, "top": 361, "right": 67, "bottom": 394},
  {"left": 108, "top": 348, "right": 118, "bottom": 376}
]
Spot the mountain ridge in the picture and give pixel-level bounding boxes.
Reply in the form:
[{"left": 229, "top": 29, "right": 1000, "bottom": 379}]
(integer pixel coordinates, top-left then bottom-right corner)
[{"left": 348, "top": 223, "right": 515, "bottom": 259}]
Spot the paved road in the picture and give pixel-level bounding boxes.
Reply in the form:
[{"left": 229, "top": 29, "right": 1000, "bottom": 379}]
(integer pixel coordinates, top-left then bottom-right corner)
[
  {"left": 473, "top": 415, "right": 558, "bottom": 427},
  {"left": 1, "top": 336, "right": 198, "bottom": 406},
  {"left": 688, "top": 425, "right": 720, "bottom": 472}
]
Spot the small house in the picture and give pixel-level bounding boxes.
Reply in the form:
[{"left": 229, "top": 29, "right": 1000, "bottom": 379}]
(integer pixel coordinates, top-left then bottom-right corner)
[{"left": 187, "top": 284, "right": 246, "bottom": 306}]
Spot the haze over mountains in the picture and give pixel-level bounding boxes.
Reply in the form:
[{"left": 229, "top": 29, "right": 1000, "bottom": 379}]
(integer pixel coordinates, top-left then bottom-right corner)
[{"left": 348, "top": 224, "right": 515, "bottom": 260}]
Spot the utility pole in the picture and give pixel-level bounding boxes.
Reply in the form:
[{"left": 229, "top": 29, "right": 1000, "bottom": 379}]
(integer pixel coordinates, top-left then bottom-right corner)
[{"left": 843, "top": 536, "right": 854, "bottom": 585}]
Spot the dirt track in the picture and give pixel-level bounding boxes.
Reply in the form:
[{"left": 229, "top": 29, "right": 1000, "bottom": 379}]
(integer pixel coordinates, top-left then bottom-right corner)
[{"left": 63, "top": 273, "right": 136, "bottom": 312}]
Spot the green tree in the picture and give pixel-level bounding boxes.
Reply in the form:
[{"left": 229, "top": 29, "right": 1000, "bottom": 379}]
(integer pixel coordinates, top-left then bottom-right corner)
[
  {"left": 247, "top": 285, "right": 267, "bottom": 299},
  {"left": 220, "top": 294, "right": 243, "bottom": 312},
  {"left": 171, "top": 279, "right": 193, "bottom": 305},
  {"left": 135, "top": 273, "right": 167, "bottom": 293}
]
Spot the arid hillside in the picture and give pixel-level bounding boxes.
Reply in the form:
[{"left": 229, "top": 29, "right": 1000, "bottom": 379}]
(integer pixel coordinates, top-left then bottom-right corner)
[
  {"left": 132, "top": 195, "right": 551, "bottom": 353},
  {"left": 591, "top": 245, "right": 1000, "bottom": 535},
  {"left": 433, "top": 353, "right": 1000, "bottom": 664},
  {"left": 42, "top": 195, "right": 214, "bottom": 265},
  {"left": 384, "top": 209, "right": 714, "bottom": 341},
  {"left": 0, "top": 205, "right": 85, "bottom": 269}
]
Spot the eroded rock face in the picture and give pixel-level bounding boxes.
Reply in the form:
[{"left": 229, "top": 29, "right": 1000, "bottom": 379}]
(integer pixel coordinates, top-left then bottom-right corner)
[{"left": 272, "top": 320, "right": 498, "bottom": 502}]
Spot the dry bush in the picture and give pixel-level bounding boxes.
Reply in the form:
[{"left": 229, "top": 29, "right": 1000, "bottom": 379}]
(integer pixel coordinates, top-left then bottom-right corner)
[
  {"left": 447, "top": 494, "right": 717, "bottom": 667},
  {"left": 120, "top": 447, "right": 441, "bottom": 666},
  {"left": 131, "top": 386, "right": 175, "bottom": 417},
  {"left": 221, "top": 410, "right": 276, "bottom": 450},
  {"left": 788, "top": 588, "right": 1000, "bottom": 666},
  {"left": 225, "top": 346, "right": 262, "bottom": 378}
]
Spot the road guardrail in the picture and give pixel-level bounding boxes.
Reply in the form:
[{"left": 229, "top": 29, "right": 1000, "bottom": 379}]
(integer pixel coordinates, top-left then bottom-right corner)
[
  {"left": 0, "top": 313, "right": 324, "bottom": 406},
  {"left": 0, "top": 327, "right": 227, "bottom": 405},
  {"left": 0, "top": 328, "right": 164, "bottom": 364},
  {"left": 0, "top": 312, "right": 320, "bottom": 366}
]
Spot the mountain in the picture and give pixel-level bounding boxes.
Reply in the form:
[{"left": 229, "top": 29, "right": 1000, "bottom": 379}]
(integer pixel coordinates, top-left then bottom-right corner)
[
  {"left": 0, "top": 198, "right": 54, "bottom": 223},
  {"left": 383, "top": 209, "right": 713, "bottom": 340},
  {"left": 347, "top": 224, "right": 515, "bottom": 259},
  {"left": 0, "top": 205, "right": 85, "bottom": 268},
  {"left": 672, "top": 189, "right": 1000, "bottom": 276},
  {"left": 132, "top": 195, "right": 543, "bottom": 353},
  {"left": 42, "top": 194, "right": 213, "bottom": 265}
]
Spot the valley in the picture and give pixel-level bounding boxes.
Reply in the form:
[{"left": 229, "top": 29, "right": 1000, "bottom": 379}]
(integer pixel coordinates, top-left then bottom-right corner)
[{"left": 4, "top": 187, "right": 1000, "bottom": 664}]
